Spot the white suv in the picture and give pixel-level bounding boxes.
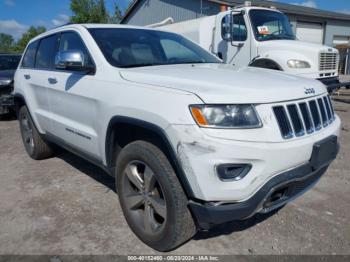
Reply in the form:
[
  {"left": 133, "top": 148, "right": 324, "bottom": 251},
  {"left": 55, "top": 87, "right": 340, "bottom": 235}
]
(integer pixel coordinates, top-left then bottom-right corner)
[{"left": 14, "top": 24, "right": 340, "bottom": 251}]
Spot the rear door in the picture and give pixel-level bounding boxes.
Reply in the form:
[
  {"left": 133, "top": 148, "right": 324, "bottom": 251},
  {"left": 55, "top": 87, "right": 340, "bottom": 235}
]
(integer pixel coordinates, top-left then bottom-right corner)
[
  {"left": 32, "top": 34, "right": 60, "bottom": 133},
  {"left": 17, "top": 36, "right": 59, "bottom": 133},
  {"left": 46, "top": 31, "right": 100, "bottom": 158},
  {"left": 216, "top": 12, "right": 251, "bottom": 66}
]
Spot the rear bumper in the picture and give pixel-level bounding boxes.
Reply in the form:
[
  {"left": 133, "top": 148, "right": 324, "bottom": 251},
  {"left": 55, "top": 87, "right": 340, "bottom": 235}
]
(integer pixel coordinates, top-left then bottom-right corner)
[{"left": 189, "top": 137, "right": 339, "bottom": 229}]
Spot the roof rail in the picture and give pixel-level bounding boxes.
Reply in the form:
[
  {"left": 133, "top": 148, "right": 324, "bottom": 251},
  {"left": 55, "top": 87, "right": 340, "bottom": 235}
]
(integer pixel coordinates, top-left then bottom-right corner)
[{"left": 52, "top": 22, "right": 75, "bottom": 29}]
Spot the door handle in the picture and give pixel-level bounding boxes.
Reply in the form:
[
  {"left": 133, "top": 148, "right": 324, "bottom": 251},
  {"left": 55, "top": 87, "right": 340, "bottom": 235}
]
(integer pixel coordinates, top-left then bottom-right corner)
[
  {"left": 24, "top": 74, "right": 31, "bottom": 80},
  {"left": 48, "top": 77, "right": 57, "bottom": 84}
]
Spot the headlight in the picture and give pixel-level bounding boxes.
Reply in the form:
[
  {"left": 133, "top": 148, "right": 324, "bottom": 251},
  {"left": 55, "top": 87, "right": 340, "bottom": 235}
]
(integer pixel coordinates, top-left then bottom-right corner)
[
  {"left": 0, "top": 79, "right": 12, "bottom": 86},
  {"left": 287, "top": 60, "right": 311, "bottom": 69},
  {"left": 189, "top": 104, "right": 262, "bottom": 128}
]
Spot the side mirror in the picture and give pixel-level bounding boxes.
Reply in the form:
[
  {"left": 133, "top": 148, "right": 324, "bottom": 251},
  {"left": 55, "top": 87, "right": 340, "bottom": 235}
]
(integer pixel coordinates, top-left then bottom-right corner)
[
  {"left": 55, "top": 50, "right": 87, "bottom": 71},
  {"left": 222, "top": 14, "right": 233, "bottom": 42}
]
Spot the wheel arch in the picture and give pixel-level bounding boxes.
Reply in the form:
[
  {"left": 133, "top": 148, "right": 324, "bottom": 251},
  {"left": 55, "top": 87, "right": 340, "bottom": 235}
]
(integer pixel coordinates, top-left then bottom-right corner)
[
  {"left": 13, "top": 93, "right": 26, "bottom": 117},
  {"left": 249, "top": 58, "right": 283, "bottom": 71},
  {"left": 105, "top": 116, "right": 195, "bottom": 199}
]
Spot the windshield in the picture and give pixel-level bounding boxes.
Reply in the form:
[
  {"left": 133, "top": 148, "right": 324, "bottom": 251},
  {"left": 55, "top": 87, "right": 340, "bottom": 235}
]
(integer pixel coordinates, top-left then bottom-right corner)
[
  {"left": 249, "top": 10, "right": 295, "bottom": 41},
  {"left": 0, "top": 55, "right": 21, "bottom": 71},
  {"left": 88, "top": 28, "right": 221, "bottom": 68}
]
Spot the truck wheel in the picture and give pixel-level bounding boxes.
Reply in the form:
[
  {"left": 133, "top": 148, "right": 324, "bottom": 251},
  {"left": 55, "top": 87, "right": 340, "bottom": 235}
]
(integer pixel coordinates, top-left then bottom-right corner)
[
  {"left": 116, "top": 141, "right": 196, "bottom": 251},
  {"left": 19, "top": 106, "right": 53, "bottom": 160}
]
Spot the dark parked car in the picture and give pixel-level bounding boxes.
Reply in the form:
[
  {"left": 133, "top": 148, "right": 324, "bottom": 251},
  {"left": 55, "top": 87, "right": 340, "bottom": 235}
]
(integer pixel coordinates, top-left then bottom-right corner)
[{"left": 0, "top": 53, "right": 21, "bottom": 117}]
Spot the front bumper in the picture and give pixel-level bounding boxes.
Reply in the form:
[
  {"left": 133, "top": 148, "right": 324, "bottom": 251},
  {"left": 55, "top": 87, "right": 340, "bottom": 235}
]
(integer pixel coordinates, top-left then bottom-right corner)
[
  {"left": 318, "top": 76, "right": 350, "bottom": 92},
  {"left": 167, "top": 115, "right": 341, "bottom": 202},
  {"left": 0, "top": 93, "right": 14, "bottom": 115},
  {"left": 189, "top": 135, "right": 339, "bottom": 229}
]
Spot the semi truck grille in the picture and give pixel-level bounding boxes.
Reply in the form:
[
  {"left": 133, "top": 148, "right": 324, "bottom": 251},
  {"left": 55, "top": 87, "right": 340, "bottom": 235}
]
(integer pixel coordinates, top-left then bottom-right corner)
[
  {"left": 319, "top": 52, "right": 338, "bottom": 71},
  {"left": 273, "top": 95, "right": 335, "bottom": 139}
]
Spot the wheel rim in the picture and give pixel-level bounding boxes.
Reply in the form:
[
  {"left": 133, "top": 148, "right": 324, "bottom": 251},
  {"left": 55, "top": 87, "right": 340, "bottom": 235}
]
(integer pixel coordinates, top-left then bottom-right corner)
[
  {"left": 21, "top": 114, "right": 34, "bottom": 153},
  {"left": 122, "top": 161, "right": 167, "bottom": 235}
]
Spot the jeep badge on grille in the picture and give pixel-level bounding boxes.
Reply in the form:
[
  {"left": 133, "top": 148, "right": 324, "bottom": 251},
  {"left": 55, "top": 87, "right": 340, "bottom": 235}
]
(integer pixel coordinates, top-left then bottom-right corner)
[{"left": 304, "top": 88, "right": 316, "bottom": 95}]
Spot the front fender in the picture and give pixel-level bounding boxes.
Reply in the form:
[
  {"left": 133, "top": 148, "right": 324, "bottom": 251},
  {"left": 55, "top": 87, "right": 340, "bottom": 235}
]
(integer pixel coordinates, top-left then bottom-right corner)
[{"left": 254, "top": 50, "right": 315, "bottom": 72}]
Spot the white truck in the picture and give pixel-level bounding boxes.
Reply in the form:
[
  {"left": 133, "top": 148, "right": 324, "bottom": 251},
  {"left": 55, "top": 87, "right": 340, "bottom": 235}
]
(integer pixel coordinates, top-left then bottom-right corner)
[
  {"left": 159, "top": 2, "right": 350, "bottom": 91},
  {"left": 15, "top": 24, "right": 340, "bottom": 251}
]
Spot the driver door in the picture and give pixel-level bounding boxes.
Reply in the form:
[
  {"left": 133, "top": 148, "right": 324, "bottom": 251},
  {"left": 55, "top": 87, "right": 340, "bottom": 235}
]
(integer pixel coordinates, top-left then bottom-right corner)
[
  {"left": 47, "top": 31, "right": 100, "bottom": 158},
  {"left": 216, "top": 13, "right": 251, "bottom": 66}
]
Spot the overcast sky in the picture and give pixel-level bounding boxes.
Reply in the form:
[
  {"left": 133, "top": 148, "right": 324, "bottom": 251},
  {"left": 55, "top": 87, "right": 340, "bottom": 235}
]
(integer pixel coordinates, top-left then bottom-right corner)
[{"left": 0, "top": 0, "right": 349, "bottom": 39}]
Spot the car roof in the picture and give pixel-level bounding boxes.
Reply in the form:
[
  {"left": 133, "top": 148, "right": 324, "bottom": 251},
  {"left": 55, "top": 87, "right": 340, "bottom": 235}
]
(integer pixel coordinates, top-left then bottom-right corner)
[
  {"left": 29, "top": 23, "right": 159, "bottom": 44},
  {"left": 0, "top": 53, "right": 22, "bottom": 56},
  {"left": 82, "top": 23, "right": 152, "bottom": 29}
]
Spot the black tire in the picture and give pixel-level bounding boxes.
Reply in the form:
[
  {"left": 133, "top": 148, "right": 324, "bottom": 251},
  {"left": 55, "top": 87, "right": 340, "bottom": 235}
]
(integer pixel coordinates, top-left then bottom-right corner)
[
  {"left": 116, "top": 140, "right": 196, "bottom": 251},
  {"left": 19, "top": 106, "right": 53, "bottom": 160}
]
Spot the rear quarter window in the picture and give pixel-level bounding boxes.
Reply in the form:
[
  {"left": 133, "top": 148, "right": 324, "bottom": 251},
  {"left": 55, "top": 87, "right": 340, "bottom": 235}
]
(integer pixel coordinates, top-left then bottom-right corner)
[{"left": 22, "top": 41, "right": 39, "bottom": 68}]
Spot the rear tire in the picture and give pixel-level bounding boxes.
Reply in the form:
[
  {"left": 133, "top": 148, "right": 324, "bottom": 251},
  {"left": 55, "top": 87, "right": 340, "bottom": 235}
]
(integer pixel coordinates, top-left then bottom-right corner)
[
  {"left": 19, "top": 106, "right": 53, "bottom": 160},
  {"left": 116, "top": 140, "right": 196, "bottom": 251}
]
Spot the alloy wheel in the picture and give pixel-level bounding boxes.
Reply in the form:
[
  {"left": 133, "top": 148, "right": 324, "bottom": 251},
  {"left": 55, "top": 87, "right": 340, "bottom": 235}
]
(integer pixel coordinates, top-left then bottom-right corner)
[
  {"left": 122, "top": 161, "right": 167, "bottom": 235},
  {"left": 21, "top": 114, "right": 34, "bottom": 153}
]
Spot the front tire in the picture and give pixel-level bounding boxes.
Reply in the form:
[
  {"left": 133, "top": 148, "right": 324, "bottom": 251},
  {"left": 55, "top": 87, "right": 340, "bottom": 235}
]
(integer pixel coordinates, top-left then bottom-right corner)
[
  {"left": 116, "top": 141, "right": 196, "bottom": 251},
  {"left": 19, "top": 106, "right": 53, "bottom": 160}
]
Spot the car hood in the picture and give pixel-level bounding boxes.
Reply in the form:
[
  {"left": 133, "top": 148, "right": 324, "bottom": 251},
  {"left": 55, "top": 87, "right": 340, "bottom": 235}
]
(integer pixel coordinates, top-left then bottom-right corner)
[
  {"left": 258, "top": 39, "right": 337, "bottom": 55},
  {"left": 0, "top": 70, "right": 15, "bottom": 80},
  {"left": 120, "top": 64, "right": 327, "bottom": 104}
]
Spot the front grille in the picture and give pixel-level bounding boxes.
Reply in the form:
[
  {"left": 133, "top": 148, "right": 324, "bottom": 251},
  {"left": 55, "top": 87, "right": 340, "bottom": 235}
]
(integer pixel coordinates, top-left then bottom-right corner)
[
  {"left": 299, "top": 103, "right": 313, "bottom": 134},
  {"left": 287, "top": 104, "right": 304, "bottom": 137},
  {"left": 319, "top": 52, "right": 339, "bottom": 71},
  {"left": 327, "top": 96, "right": 335, "bottom": 119},
  {"left": 273, "top": 95, "right": 335, "bottom": 139},
  {"left": 272, "top": 106, "right": 293, "bottom": 139},
  {"left": 317, "top": 98, "right": 328, "bottom": 126}
]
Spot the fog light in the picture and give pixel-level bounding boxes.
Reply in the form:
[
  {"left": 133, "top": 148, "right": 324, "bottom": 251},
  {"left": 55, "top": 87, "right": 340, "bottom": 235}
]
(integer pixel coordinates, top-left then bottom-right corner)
[{"left": 216, "top": 164, "right": 252, "bottom": 181}]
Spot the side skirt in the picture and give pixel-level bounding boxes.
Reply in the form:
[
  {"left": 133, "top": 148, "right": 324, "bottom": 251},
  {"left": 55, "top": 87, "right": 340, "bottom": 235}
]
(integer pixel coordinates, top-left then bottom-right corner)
[{"left": 43, "top": 132, "right": 113, "bottom": 176}]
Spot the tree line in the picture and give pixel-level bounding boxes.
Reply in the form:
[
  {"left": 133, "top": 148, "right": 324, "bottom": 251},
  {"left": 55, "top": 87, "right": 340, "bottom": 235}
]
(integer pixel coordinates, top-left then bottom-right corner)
[{"left": 0, "top": 0, "right": 125, "bottom": 53}]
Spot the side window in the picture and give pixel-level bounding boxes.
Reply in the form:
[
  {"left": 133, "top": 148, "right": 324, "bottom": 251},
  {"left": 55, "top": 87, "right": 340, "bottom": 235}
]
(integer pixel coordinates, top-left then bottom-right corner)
[
  {"left": 22, "top": 41, "right": 39, "bottom": 68},
  {"left": 35, "top": 34, "right": 59, "bottom": 69},
  {"left": 59, "top": 32, "right": 93, "bottom": 67},
  {"left": 232, "top": 15, "right": 247, "bottom": 41},
  {"left": 160, "top": 39, "right": 202, "bottom": 62},
  {"left": 221, "top": 14, "right": 248, "bottom": 42}
]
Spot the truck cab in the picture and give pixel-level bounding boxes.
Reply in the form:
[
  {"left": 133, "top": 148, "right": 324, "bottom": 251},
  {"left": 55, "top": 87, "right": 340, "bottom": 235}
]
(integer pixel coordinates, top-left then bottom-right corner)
[{"left": 161, "top": 3, "right": 347, "bottom": 91}]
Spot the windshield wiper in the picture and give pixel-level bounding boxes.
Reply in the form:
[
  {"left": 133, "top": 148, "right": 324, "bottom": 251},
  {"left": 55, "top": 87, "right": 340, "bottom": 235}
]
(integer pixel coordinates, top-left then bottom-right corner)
[
  {"left": 121, "top": 61, "right": 220, "bottom": 68},
  {"left": 167, "top": 61, "right": 220, "bottom": 65}
]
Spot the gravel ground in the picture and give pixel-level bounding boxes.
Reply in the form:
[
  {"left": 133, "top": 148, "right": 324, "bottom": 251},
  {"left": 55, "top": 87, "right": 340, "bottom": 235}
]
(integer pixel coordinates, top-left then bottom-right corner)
[{"left": 0, "top": 100, "right": 349, "bottom": 255}]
